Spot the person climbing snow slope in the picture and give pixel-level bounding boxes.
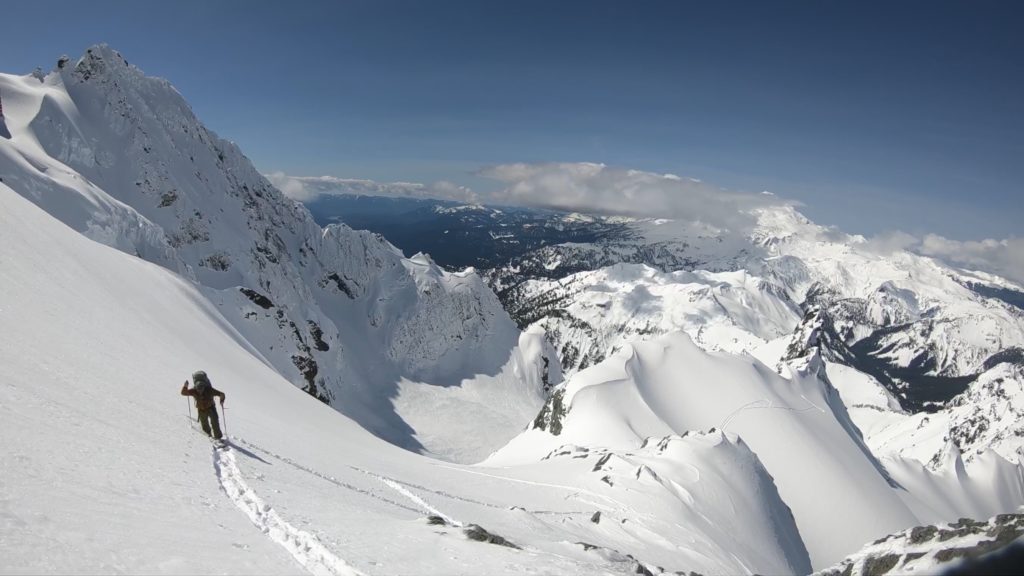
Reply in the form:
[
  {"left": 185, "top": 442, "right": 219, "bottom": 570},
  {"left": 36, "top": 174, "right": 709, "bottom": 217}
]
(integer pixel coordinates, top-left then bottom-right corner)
[{"left": 181, "top": 370, "right": 226, "bottom": 440}]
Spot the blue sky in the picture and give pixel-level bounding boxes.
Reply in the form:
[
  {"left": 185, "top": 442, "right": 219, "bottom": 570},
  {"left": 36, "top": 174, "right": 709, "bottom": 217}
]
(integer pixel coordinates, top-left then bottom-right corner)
[{"left": 1, "top": 1, "right": 1021, "bottom": 240}]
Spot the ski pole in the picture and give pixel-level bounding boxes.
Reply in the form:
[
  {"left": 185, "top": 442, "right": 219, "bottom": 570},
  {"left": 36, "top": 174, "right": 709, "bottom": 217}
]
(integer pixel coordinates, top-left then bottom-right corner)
[{"left": 186, "top": 395, "right": 192, "bottom": 424}]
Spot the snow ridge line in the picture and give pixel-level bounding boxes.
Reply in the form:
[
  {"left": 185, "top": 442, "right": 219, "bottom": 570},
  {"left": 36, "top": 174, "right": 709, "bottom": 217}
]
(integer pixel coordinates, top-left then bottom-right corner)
[{"left": 212, "top": 446, "right": 363, "bottom": 576}]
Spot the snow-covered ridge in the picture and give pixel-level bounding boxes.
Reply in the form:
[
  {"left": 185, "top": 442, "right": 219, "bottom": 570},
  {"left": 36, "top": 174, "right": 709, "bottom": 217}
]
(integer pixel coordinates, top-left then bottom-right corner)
[
  {"left": 496, "top": 331, "right": 1024, "bottom": 569},
  {"left": 0, "top": 45, "right": 547, "bottom": 462},
  {"left": 496, "top": 332, "right": 922, "bottom": 568}
]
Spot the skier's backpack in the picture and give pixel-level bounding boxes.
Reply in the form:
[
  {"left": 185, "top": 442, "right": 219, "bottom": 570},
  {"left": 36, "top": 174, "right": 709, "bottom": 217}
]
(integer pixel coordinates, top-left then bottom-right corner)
[{"left": 192, "top": 370, "right": 215, "bottom": 409}]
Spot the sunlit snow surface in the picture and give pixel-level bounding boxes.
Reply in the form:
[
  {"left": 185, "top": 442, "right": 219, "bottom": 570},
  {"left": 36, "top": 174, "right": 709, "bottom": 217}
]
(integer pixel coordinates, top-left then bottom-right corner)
[
  {"left": 2, "top": 186, "right": 807, "bottom": 574},
  {"left": 2, "top": 46, "right": 1024, "bottom": 575}
]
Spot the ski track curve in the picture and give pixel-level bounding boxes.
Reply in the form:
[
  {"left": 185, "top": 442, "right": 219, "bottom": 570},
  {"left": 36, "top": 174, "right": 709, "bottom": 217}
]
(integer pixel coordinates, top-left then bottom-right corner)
[
  {"left": 212, "top": 445, "right": 364, "bottom": 576},
  {"left": 230, "top": 437, "right": 461, "bottom": 526},
  {"left": 234, "top": 438, "right": 423, "bottom": 515},
  {"left": 236, "top": 439, "right": 585, "bottom": 522}
]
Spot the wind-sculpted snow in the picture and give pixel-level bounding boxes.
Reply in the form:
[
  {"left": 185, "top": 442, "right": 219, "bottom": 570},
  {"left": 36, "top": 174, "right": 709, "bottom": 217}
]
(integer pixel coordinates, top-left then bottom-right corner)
[
  {"left": 494, "top": 332, "right": 1021, "bottom": 568},
  {"left": 0, "top": 46, "right": 548, "bottom": 461},
  {"left": 484, "top": 431, "right": 813, "bottom": 574}
]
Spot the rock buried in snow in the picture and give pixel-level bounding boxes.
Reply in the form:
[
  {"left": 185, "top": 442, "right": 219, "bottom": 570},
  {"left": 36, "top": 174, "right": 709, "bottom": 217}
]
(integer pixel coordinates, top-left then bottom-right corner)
[
  {"left": 463, "top": 524, "right": 520, "bottom": 549},
  {"left": 426, "top": 515, "right": 448, "bottom": 526},
  {"left": 815, "top": 513, "right": 1024, "bottom": 576}
]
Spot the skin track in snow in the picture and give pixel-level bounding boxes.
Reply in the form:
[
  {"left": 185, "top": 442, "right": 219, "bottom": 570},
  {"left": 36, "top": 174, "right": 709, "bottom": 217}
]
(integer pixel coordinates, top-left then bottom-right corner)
[{"left": 212, "top": 445, "right": 362, "bottom": 576}]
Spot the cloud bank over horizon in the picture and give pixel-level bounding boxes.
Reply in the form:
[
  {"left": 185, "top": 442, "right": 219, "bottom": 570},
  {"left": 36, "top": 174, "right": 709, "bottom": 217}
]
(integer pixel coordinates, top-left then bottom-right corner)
[
  {"left": 265, "top": 172, "right": 478, "bottom": 204},
  {"left": 476, "top": 162, "right": 787, "bottom": 231},
  {"left": 269, "top": 162, "right": 789, "bottom": 230},
  {"left": 864, "top": 231, "right": 1024, "bottom": 286},
  {"left": 266, "top": 163, "right": 1023, "bottom": 287}
]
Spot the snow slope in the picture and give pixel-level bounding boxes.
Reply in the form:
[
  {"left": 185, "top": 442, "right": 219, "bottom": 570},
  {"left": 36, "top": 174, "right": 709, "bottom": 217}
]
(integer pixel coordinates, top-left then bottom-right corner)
[
  {"left": 0, "top": 47, "right": 550, "bottom": 463},
  {"left": 1, "top": 184, "right": 812, "bottom": 575},
  {"left": 493, "top": 332, "right": 1024, "bottom": 569},
  {"left": 4, "top": 44, "right": 1023, "bottom": 574}
]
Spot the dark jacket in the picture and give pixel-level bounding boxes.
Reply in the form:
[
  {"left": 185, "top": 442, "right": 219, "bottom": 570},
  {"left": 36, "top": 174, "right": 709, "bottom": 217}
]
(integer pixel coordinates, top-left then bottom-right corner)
[{"left": 181, "top": 381, "right": 225, "bottom": 410}]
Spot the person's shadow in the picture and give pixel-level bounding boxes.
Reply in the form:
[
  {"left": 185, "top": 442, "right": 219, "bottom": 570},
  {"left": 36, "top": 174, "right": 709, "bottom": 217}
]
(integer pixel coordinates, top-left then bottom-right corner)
[{"left": 225, "top": 440, "right": 272, "bottom": 466}]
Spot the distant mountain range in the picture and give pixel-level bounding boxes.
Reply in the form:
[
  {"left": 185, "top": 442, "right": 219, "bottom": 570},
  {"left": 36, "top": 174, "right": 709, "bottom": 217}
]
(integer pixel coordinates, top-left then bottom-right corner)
[{"left": 309, "top": 192, "right": 1024, "bottom": 468}]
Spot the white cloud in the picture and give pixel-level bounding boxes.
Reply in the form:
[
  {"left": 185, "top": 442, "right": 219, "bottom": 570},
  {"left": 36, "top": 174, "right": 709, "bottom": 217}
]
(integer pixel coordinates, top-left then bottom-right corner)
[
  {"left": 268, "top": 162, "right": 791, "bottom": 233},
  {"left": 476, "top": 162, "right": 788, "bottom": 231},
  {"left": 265, "top": 171, "right": 322, "bottom": 202},
  {"left": 426, "top": 180, "right": 478, "bottom": 204},
  {"left": 863, "top": 230, "right": 1024, "bottom": 286},
  {"left": 264, "top": 172, "right": 478, "bottom": 204},
  {"left": 267, "top": 165, "right": 1022, "bottom": 285},
  {"left": 917, "top": 234, "right": 1024, "bottom": 286},
  {"left": 860, "top": 230, "right": 921, "bottom": 254}
]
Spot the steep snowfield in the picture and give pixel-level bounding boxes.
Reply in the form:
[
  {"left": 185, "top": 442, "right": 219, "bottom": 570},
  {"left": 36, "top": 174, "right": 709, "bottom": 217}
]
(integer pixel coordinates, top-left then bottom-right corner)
[
  {"left": 0, "top": 48, "right": 550, "bottom": 463},
  {"left": 1, "top": 185, "right": 811, "bottom": 574},
  {"left": 493, "top": 332, "right": 1024, "bottom": 569},
  {"left": 1, "top": 185, "right": 347, "bottom": 573}
]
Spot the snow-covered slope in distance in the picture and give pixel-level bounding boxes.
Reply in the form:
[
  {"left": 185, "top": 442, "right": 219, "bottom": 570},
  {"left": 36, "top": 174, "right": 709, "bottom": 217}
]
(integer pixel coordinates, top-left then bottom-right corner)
[
  {"left": 305, "top": 191, "right": 1024, "bottom": 469},
  {"left": 757, "top": 206, "right": 1024, "bottom": 384},
  {"left": 490, "top": 200, "right": 1024, "bottom": 467},
  {"left": 511, "top": 262, "right": 800, "bottom": 375},
  {"left": 0, "top": 47, "right": 552, "bottom": 463},
  {"left": 782, "top": 301, "right": 1024, "bottom": 469},
  {"left": 1, "top": 184, "right": 811, "bottom": 575}
]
